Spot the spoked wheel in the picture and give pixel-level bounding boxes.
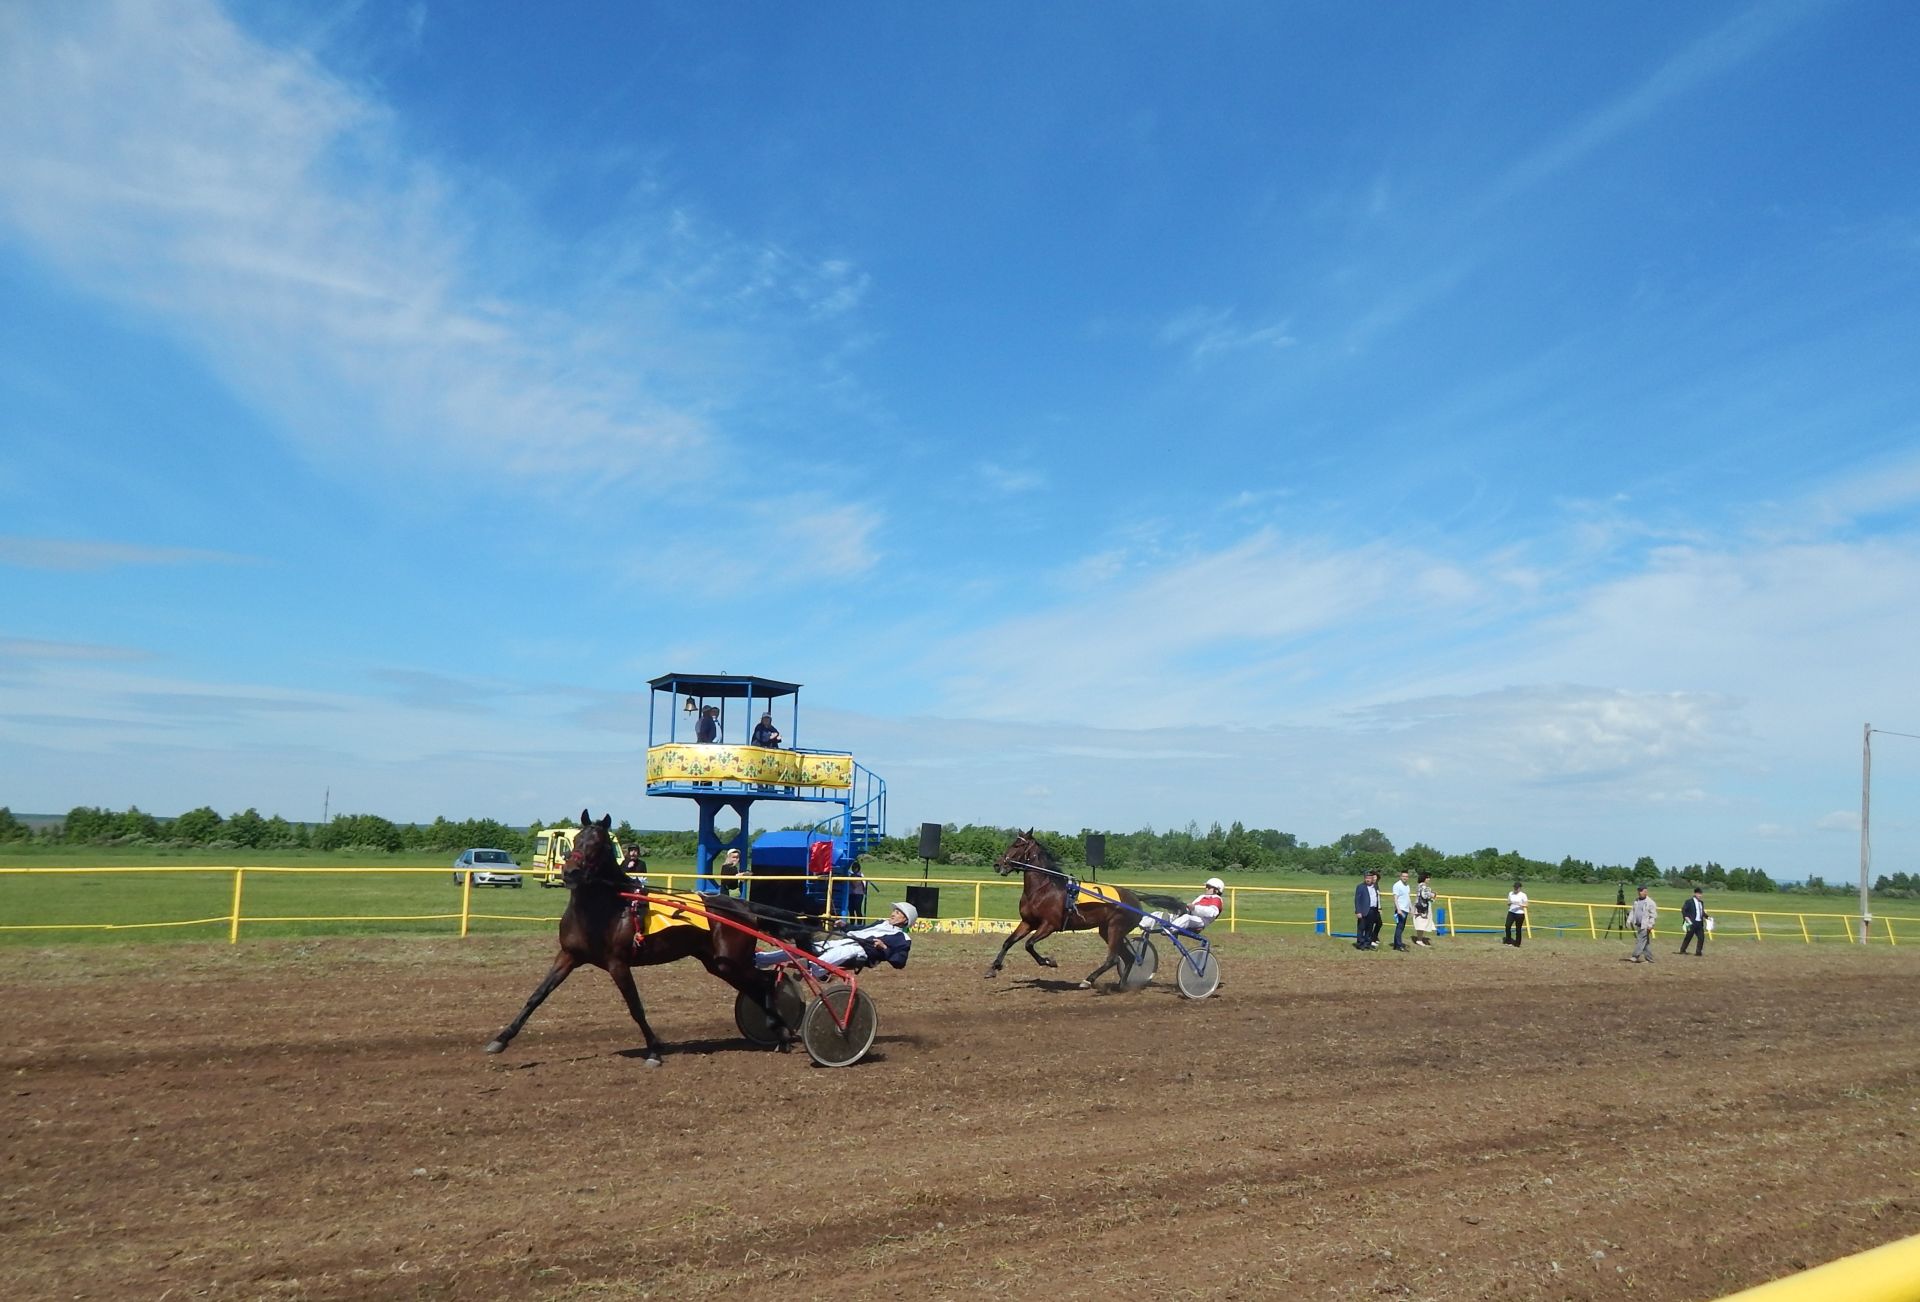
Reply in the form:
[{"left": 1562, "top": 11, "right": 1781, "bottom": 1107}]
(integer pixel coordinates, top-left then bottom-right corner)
[
  {"left": 800, "top": 985, "right": 878, "bottom": 1067},
  {"left": 1121, "top": 936, "right": 1158, "bottom": 990},
  {"left": 1175, "top": 948, "right": 1221, "bottom": 1000},
  {"left": 734, "top": 973, "right": 809, "bottom": 1046}
]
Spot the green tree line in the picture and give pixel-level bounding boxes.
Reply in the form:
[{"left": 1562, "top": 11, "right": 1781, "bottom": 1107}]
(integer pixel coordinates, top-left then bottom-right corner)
[{"left": 2, "top": 804, "right": 1851, "bottom": 895}]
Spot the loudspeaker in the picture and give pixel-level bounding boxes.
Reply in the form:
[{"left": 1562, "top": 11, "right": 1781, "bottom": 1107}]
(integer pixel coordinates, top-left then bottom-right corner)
[
  {"left": 918, "top": 822, "right": 942, "bottom": 859},
  {"left": 905, "top": 884, "right": 940, "bottom": 919},
  {"left": 1085, "top": 834, "right": 1106, "bottom": 869}
]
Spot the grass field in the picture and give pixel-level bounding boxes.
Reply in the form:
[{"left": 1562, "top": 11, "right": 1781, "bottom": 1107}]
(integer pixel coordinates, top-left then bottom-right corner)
[{"left": 3, "top": 846, "right": 1914, "bottom": 946}]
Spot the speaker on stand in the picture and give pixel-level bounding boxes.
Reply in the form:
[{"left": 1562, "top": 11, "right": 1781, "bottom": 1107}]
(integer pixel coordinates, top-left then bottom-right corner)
[
  {"left": 907, "top": 822, "right": 942, "bottom": 920},
  {"left": 1085, "top": 833, "right": 1106, "bottom": 881}
]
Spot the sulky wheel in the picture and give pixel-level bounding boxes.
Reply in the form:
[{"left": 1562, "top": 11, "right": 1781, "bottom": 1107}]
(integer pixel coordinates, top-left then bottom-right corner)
[
  {"left": 1175, "top": 949, "right": 1221, "bottom": 1000},
  {"left": 1121, "top": 936, "right": 1158, "bottom": 990},
  {"left": 734, "top": 973, "right": 810, "bottom": 1046},
  {"left": 800, "top": 985, "right": 878, "bottom": 1067}
]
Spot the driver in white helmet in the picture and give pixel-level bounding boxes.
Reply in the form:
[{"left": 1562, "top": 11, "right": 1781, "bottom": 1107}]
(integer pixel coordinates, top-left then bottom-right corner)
[
  {"left": 1142, "top": 878, "right": 1225, "bottom": 935},
  {"left": 758, "top": 901, "right": 918, "bottom": 973}
]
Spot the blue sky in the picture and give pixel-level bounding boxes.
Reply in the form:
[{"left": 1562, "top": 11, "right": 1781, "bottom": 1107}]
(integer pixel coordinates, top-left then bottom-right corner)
[{"left": 3, "top": 0, "right": 1918, "bottom": 878}]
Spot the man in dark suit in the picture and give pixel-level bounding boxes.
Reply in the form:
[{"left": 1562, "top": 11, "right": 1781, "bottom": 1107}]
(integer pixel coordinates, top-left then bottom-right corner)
[
  {"left": 1679, "top": 887, "right": 1710, "bottom": 955},
  {"left": 1353, "top": 871, "right": 1382, "bottom": 950}
]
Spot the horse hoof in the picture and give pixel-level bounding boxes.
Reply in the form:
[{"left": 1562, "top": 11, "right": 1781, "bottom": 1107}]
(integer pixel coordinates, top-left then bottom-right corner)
[
  {"left": 642, "top": 1054, "right": 663, "bottom": 1068},
  {"left": 1078, "top": 980, "right": 1093, "bottom": 990},
  {"left": 484, "top": 1040, "right": 506, "bottom": 1055}
]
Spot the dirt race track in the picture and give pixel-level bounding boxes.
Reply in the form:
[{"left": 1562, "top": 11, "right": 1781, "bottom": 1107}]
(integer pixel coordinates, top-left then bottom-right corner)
[{"left": 4, "top": 933, "right": 1919, "bottom": 1301}]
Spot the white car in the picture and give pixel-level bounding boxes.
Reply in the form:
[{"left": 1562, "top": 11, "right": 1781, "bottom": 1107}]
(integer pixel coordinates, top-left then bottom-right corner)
[{"left": 452, "top": 848, "right": 523, "bottom": 888}]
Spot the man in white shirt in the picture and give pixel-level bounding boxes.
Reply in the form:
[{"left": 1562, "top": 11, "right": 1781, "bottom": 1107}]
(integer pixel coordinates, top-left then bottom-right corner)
[
  {"left": 1503, "top": 880, "right": 1528, "bottom": 947},
  {"left": 1390, "top": 870, "right": 1413, "bottom": 951}
]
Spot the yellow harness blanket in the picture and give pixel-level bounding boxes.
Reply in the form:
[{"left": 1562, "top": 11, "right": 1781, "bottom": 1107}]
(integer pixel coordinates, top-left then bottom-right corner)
[{"left": 631, "top": 891, "right": 713, "bottom": 939}]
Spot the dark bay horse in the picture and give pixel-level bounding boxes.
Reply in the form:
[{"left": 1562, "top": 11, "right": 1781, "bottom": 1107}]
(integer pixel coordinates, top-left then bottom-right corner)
[
  {"left": 984, "top": 830, "right": 1143, "bottom": 989},
  {"left": 485, "top": 810, "right": 792, "bottom": 1065}
]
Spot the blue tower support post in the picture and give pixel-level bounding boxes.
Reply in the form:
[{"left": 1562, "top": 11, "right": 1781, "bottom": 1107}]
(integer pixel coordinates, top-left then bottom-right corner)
[{"left": 694, "top": 795, "right": 754, "bottom": 896}]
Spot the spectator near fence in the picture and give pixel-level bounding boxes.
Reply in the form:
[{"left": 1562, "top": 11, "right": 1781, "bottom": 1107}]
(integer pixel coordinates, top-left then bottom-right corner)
[
  {"left": 1412, "top": 872, "right": 1436, "bottom": 947},
  {"left": 1503, "top": 881, "right": 1528, "bottom": 947},
  {"left": 1680, "top": 887, "right": 1710, "bottom": 956},
  {"left": 1626, "top": 885, "right": 1657, "bottom": 963},
  {"left": 1391, "top": 870, "right": 1413, "bottom": 951},
  {"left": 1353, "top": 871, "right": 1382, "bottom": 951}
]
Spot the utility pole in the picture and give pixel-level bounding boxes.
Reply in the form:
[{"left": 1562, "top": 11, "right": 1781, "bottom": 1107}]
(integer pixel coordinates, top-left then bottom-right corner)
[
  {"left": 323, "top": 786, "right": 330, "bottom": 825},
  {"left": 1859, "top": 724, "right": 1872, "bottom": 945}
]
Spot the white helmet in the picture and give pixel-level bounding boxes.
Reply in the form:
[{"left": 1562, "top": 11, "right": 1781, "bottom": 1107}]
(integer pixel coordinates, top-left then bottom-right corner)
[
  {"left": 1205, "top": 878, "right": 1225, "bottom": 893},
  {"left": 891, "top": 901, "right": 919, "bottom": 928}
]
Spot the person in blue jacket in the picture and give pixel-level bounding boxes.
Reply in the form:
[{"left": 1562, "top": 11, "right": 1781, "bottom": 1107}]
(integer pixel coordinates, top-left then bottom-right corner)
[{"left": 1353, "top": 871, "right": 1382, "bottom": 950}]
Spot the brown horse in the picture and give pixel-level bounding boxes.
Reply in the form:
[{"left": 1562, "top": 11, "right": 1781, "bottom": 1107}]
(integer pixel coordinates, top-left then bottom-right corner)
[
  {"left": 984, "top": 830, "right": 1143, "bottom": 989},
  {"left": 485, "top": 810, "right": 792, "bottom": 1065}
]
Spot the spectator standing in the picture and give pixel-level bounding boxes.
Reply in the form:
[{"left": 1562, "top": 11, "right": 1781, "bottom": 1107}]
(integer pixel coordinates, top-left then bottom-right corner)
[
  {"left": 1626, "top": 885, "right": 1657, "bottom": 963},
  {"left": 1679, "top": 887, "right": 1710, "bottom": 955},
  {"left": 1390, "top": 870, "right": 1413, "bottom": 951},
  {"left": 695, "top": 705, "right": 720, "bottom": 744},
  {"left": 1412, "top": 872, "right": 1437, "bottom": 946},
  {"left": 1503, "top": 880, "right": 1529, "bottom": 947},
  {"left": 1353, "top": 871, "right": 1382, "bottom": 951},
  {"left": 751, "top": 712, "right": 782, "bottom": 748}
]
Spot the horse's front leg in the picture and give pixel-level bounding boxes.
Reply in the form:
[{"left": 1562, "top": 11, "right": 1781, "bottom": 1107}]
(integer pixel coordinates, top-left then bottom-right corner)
[
  {"left": 606, "top": 958, "right": 666, "bottom": 1066},
  {"left": 986, "top": 921, "right": 1035, "bottom": 977},
  {"left": 1023, "top": 921, "right": 1061, "bottom": 969},
  {"left": 485, "top": 949, "right": 577, "bottom": 1053}
]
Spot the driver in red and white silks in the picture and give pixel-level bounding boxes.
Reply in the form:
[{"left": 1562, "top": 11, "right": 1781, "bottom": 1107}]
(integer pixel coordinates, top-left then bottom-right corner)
[{"left": 1142, "top": 879, "right": 1224, "bottom": 934}]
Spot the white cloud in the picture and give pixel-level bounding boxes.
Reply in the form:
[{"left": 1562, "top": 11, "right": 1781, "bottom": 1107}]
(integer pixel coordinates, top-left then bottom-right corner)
[
  {"left": 1817, "top": 810, "right": 1860, "bottom": 832},
  {"left": 1159, "top": 306, "right": 1296, "bottom": 364},
  {"left": 0, "top": 535, "right": 252, "bottom": 572},
  {"left": 0, "top": 2, "right": 866, "bottom": 494}
]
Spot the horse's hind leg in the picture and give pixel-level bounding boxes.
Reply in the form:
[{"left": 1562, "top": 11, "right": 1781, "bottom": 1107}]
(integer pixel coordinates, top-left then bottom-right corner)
[
  {"left": 1082, "top": 920, "right": 1132, "bottom": 991},
  {"left": 607, "top": 959, "right": 666, "bottom": 1066},
  {"left": 485, "top": 950, "right": 577, "bottom": 1053},
  {"left": 986, "top": 921, "right": 1035, "bottom": 977}
]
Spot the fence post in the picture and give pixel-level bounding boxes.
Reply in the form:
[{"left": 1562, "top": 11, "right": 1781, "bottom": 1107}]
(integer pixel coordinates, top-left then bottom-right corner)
[
  {"left": 1322, "top": 891, "right": 1331, "bottom": 940},
  {"left": 1751, "top": 910, "right": 1761, "bottom": 942},
  {"left": 459, "top": 871, "right": 473, "bottom": 939},
  {"left": 1798, "top": 913, "right": 1810, "bottom": 944},
  {"left": 228, "top": 868, "right": 245, "bottom": 944},
  {"left": 973, "top": 880, "right": 982, "bottom": 929},
  {"left": 1587, "top": 904, "right": 1597, "bottom": 940},
  {"left": 1228, "top": 887, "right": 1237, "bottom": 934}
]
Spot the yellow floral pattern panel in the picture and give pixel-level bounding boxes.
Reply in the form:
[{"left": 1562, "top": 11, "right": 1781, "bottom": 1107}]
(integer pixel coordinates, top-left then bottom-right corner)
[{"left": 646, "top": 744, "right": 853, "bottom": 789}]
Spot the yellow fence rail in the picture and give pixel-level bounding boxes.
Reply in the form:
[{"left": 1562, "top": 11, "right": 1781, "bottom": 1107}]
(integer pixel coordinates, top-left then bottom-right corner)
[
  {"left": 0, "top": 866, "right": 1334, "bottom": 943},
  {"left": 0, "top": 867, "right": 1904, "bottom": 947},
  {"left": 1717, "top": 1230, "right": 1920, "bottom": 1301},
  {"left": 1428, "top": 892, "right": 1900, "bottom": 946}
]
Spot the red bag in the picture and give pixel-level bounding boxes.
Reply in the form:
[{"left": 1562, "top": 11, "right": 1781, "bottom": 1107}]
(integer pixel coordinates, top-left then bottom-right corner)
[{"left": 807, "top": 840, "right": 834, "bottom": 875}]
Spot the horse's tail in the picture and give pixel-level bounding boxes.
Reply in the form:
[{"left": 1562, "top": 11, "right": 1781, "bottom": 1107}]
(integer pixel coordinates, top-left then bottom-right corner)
[{"left": 1137, "top": 891, "right": 1187, "bottom": 914}]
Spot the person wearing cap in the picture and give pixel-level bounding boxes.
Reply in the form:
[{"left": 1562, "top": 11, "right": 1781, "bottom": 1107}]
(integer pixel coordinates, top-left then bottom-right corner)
[
  {"left": 1625, "top": 884, "right": 1658, "bottom": 963},
  {"left": 695, "top": 705, "right": 720, "bottom": 744},
  {"left": 1390, "top": 869, "right": 1414, "bottom": 951},
  {"left": 759, "top": 901, "right": 917, "bottom": 973},
  {"left": 1679, "top": 887, "right": 1710, "bottom": 956},
  {"left": 1142, "top": 878, "right": 1226, "bottom": 935},
  {"left": 751, "top": 712, "right": 782, "bottom": 748},
  {"left": 620, "top": 845, "right": 648, "bottom": 890}
]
